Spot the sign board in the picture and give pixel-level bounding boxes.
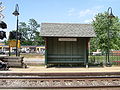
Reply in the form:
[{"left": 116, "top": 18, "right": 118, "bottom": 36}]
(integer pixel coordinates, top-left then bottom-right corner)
[
  {"left": 9, "top": 40, "right": 20, "bottom": 48},
  {"left": 58, "top": 38, "right": 77, "bottom": 41}
]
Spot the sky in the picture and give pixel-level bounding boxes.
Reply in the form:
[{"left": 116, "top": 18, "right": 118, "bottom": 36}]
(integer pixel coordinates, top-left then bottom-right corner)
[{"left": 0, "top": 0, "right": 120, "bottom": 40}]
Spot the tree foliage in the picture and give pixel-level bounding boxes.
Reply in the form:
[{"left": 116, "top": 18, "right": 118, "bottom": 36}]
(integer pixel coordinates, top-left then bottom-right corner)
[
  {"left": 91, "top": 12, "right": 120, "bottom": 52},
  {"left": 18, "top": 19, "right": 44, "bottom": 45}
]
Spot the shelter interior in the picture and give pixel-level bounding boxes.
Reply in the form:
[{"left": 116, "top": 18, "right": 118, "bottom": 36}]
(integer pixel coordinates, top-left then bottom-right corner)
[{"left": 45, "top": 37, "right": 89, "bottom": 65}]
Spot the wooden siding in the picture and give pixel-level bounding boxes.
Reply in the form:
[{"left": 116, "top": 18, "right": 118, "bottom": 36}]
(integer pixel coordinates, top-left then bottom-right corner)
[{"left": 46, "top": 37, "right": 87, "bottom": 64}]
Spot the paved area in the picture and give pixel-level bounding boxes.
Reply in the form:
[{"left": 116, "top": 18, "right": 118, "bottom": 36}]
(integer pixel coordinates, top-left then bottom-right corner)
[
  {"left": 1, "top": 57, "right": 120, "bottom": 73},
  {"left": 24, "top": 58, "right": 44, "bottom": 65},
  {"left": 0, "top": 66, "right": 120, "bottom": 73}
]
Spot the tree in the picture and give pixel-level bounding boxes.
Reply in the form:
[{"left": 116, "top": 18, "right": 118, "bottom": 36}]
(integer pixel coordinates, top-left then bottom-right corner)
[
  {"left": 91, "top": 12, "right": 120, "bottom": 52},
  {"left": 18, "top": 19, "right": 44, "bottom": 45},
  {"left": 4, "top": 40, "right": 8, "bottom": 45}
]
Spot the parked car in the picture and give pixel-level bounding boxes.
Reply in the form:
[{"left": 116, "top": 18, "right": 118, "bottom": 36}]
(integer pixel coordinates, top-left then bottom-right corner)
[
  {"left": 92, "top": 52, "right": 102, "bottom": 56},
  {"left": 0, "top": 51, "right": 5, "bottom": 54}
]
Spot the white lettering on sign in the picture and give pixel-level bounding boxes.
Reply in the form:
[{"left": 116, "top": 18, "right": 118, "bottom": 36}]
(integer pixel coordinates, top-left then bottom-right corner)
[{"left": 58, "top": 38, "right": 77, "bottom": 41}]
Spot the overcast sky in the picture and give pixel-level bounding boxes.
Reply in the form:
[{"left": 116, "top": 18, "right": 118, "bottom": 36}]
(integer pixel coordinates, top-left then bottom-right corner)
[{"left": 0, "top": 0, "right": 120, "bottom": 40}]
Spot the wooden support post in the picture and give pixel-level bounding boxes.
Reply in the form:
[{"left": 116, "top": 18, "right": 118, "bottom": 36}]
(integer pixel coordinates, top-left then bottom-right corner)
[
  {"left": 86, "top": 38, "right": 90, "bottom": 68},
  {"left": 45, "top": 38, "right": 48, "bottom": 66}
]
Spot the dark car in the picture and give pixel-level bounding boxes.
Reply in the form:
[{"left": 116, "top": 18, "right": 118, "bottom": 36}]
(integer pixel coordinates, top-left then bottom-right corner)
[{"left": 0, "top": 51, "right": 5, "bottom": 54}]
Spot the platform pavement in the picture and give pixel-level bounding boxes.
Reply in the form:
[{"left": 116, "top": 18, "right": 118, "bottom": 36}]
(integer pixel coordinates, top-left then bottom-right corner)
[{"left": 0, "top": 66, "right": 120, "bottom": 73}]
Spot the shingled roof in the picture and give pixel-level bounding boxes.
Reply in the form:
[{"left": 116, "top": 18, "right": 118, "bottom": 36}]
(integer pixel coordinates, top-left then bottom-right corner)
[{"left": 40, "top": 23, "right": 96, "bottom": 37}]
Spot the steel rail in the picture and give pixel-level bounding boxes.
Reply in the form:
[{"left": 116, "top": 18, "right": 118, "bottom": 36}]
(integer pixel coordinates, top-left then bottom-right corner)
[
  {"left": 0, "top": 75, "right": 120, "bottom": 79},
  {"left": 0, "top": 72, "right": 120, "bottom": 89},
  {"left": 0, "top": 72, "right": 120, "bottom": 76}
]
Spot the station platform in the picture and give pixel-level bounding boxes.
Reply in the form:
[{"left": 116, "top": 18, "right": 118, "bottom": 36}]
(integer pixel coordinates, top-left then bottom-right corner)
[{"left": 1, "top": 65, "right": 120, "bottom": 73}]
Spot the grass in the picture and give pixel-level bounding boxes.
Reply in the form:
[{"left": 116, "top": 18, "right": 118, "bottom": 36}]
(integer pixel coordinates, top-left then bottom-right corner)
[
  {"left": 12, "top": 53, "right": 45, "bottom": 58},
  {"left": 27, "top": 64, "right": 45, "bottom": 67}
]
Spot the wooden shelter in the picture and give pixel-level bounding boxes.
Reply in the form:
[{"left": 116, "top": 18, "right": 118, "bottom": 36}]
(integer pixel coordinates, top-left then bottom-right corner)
[{"left": 40, "top": 23, "right": 96, "bottom": 67}]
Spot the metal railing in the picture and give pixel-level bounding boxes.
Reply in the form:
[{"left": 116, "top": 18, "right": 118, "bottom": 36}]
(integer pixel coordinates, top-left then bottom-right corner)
[{"left": 89, "top": 52, "right": 120, "bottom": 66}]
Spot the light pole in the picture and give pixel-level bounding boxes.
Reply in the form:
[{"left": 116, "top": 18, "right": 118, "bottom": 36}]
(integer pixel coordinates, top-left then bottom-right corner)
[
  {"left": 107, "top": 7, "right": 115, "bottom": 66},
  {"left": 12, "top": 4, "right": 19, "bottom": 56}
]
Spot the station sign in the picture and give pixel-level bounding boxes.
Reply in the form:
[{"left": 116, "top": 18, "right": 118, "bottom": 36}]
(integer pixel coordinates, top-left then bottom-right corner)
[{"left": 58, "top": 38, "right": 77, "bottom": 41}]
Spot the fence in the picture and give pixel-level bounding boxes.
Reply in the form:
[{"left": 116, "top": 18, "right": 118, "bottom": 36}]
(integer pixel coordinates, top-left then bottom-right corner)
[{"left": 89, "top": 52, "right": 120, "bottom": 66}]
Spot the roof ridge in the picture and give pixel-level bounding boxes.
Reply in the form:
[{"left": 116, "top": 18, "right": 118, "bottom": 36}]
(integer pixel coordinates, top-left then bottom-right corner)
[
  {"left": 40, "top": 23, "right": 96, "bottom": 37},
  {"left": 41, "top": 22, "right": 91, "bottom": 25}
]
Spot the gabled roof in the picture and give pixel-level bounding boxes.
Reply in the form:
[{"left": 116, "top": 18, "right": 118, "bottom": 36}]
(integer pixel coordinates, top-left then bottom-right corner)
[{"left": 40, "top": 23, "right": 96, "bottom": 37}]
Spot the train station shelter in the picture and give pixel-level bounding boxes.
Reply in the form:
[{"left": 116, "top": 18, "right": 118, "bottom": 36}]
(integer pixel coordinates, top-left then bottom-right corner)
[{"left": 40, "top": 23, "right": 96, "bottom": 67}]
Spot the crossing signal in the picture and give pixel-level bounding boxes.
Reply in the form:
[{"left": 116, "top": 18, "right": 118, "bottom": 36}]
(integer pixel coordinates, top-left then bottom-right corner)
[
  {"left": 0, "top": 21, "right": 7, "bottom": 29},
  {"left": 0, "top": 31, "right": 6, "bottom": 40},
  {"left": 9, "top": 31, "right": 22, "bottom": 40}
]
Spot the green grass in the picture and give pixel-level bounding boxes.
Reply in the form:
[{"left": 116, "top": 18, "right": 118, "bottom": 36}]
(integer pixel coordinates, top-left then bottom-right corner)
[{"left": 17, "top": 53, "right": 44, "bottom": 58}]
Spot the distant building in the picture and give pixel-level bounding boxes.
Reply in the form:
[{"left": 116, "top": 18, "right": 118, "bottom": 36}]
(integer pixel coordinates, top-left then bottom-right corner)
[
  {"left": 0, "top": 45, "right": 45, "bottom": 54},
  {"left": 111, "top": 50, "right": 120, "bottom": 56}
]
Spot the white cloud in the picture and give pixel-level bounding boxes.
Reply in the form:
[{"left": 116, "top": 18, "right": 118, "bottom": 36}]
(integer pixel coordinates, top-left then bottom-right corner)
[
  {"left": 67, "top": 6, "right": 103, "bottom": 23},
  {"left": 84, "top": 17, "right": 96, "bottom": 23},
  {"left": 67, "top": 6, "right": 103, "bottom": 18},
  {"left": 78, "top": 6, "right": 103, "bottom": 18},
  {"left": 68, "top": 8, "right": 76, "bottom": 16},
  {"left": 84, "top": 19, "right": 93, "bottom": 23},
  {"left": 79, "top": 9, "right": 93, "bottom": 17}
]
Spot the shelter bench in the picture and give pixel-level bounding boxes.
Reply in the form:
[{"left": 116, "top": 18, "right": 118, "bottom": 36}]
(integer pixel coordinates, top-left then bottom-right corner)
[
  {"left": 47, "top": 55, "right": 85, "bottom": 64},
  {"left": 48, "top": 55, "right": 84, "bottom": 58}
]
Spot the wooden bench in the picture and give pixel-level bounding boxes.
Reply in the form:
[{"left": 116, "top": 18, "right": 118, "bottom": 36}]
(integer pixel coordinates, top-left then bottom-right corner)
[
  {"left": 47, "top": 55, "right": 85, "bottom": 64},
  {"left": 48, "top": 55, "right": 84, "bottom": 58}
]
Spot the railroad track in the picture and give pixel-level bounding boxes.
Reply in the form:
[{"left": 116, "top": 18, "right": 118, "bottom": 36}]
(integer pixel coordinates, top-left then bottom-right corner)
[{"left": 0, "top": 72, "right": 120, "bottom": 89}]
